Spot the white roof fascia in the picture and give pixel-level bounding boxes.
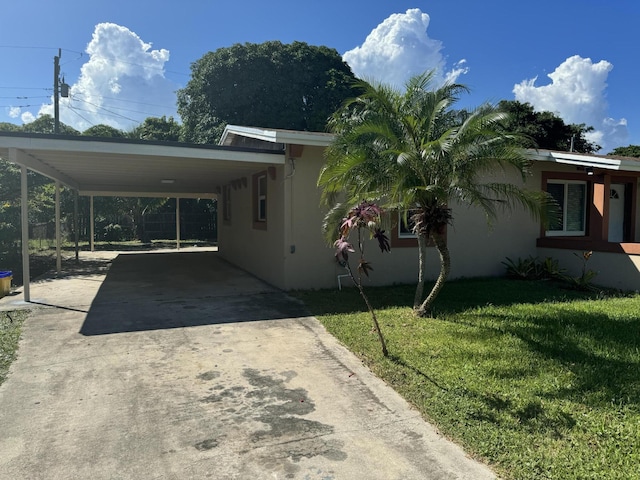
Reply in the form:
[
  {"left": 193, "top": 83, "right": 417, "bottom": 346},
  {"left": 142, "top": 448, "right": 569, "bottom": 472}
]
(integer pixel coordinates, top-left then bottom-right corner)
[
  {"left": 222, "top": 125, "right": 335, "bottom": 147},
  {"left": 526, "top": 149, "right": 640, "bottom": 172},
  {"left": 1, "top": 135, "right": 283, "bottom": 165}
]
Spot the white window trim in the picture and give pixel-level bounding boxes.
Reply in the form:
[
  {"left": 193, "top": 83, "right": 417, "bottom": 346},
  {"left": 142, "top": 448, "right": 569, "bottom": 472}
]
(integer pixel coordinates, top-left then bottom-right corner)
[{"left": 546, "top": 180, "right": 587, "bottom": 237}]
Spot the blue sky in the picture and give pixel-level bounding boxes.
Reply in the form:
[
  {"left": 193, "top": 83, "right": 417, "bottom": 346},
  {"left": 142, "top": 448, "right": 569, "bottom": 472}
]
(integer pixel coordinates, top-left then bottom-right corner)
[{"left": 1, "top": 0, "right": 639, "bottom": 152}]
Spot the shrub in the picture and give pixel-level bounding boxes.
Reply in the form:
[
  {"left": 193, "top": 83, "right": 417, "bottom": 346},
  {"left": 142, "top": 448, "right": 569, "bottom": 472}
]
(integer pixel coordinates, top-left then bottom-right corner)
[{"left": 103, "top": 223, "right": 124, "bottom": 242}]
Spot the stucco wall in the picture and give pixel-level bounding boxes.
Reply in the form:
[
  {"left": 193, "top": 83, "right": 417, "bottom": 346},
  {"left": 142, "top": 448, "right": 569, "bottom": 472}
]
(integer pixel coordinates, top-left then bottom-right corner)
[
  {"left": 219, "top": 145, "right": 639, "bottom": 292},
  {"left": 280, "top": 148, "right": 544, "bottom": 290},
  {"left": 218, "top": 164, "right": 286, "bottom": 288}
]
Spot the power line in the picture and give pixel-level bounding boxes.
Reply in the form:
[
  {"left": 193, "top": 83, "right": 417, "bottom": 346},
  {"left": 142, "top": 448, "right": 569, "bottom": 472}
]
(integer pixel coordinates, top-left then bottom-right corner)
[
  {"left": 0, "top": 87, "right": 52, "bottom": 91},
  {"left": 66, "top": 102, "right": 140, "bottom": 124},
  {"left": 72, "top": 93, "right": 176, "bottom": 111},
  {"left": 69, "top": 96, "right": 174, "bottom": 119},
  {"left": 66, "top": 105, "right": 96, "bottom": 127}
]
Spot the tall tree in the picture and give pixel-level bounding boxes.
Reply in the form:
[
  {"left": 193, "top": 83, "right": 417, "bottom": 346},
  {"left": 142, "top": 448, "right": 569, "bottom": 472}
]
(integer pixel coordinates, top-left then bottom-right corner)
[
  {"left": 319, "top": 72, "right": 552, "bottom": 317},
  {"left": 497, "top": 100, "right": 600, "bottom": 153},
  {"left": 177, "top": 41, "right": 357, "bottom": 144}
]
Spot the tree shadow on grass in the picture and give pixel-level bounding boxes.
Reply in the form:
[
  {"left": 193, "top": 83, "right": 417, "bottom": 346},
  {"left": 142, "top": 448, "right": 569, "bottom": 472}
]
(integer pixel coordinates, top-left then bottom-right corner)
[{"left": 447, "top": 305, "right": 640, "bottom": 409}]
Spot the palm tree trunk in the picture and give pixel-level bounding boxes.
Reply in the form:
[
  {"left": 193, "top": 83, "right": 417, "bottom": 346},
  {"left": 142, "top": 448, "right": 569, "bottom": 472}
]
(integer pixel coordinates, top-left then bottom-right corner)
[
  {"left": 413, "top": 233, "right": 427, "bottom": 310},
  {"left": 416, "top": 231, "right": 450, "bottom": 317}
]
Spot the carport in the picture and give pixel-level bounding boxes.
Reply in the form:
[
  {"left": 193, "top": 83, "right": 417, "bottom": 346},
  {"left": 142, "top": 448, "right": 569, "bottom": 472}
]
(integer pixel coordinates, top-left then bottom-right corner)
[{"left": 0, "top": 132, "right": 284, "bottom": 301}]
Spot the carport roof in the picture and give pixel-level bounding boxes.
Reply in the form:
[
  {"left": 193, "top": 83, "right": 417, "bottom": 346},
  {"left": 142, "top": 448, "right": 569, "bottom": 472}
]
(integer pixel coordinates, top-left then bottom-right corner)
[{"left": 0, "top": 132, "right": 284, "bottom": 198}]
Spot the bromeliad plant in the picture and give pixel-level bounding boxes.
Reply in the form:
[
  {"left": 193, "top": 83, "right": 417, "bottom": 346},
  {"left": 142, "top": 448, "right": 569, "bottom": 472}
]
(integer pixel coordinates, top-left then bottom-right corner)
[{"left": 334, "top": 201, "right": 391, "bottom": 357}]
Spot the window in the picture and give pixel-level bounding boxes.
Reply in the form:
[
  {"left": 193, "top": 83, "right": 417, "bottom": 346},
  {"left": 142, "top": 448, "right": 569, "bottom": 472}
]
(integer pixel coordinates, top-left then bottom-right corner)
[
  {"left": 257, "top": 174, "right": 267, "bottom": 221},
  {"left": 222, "top": 185, "right": 231, "bottom": 223},
  {"left": 546, "top": 180, "right": 587, "bottom": 236},
  {"left": 252, "top": 172, "right": 267, "bottom": 230},
  {"left": 390, "top": 209, "right": 439, "bottom": 248},
  {"left": 398, "top": 211, "right": 417, "bottom": 238}
]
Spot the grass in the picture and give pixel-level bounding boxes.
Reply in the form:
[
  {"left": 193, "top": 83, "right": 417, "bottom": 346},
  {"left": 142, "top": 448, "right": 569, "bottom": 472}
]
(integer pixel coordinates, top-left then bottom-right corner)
[
  {"left": 293, "top": 278, "right": 640, "bottom": 480},
  {"left": 0, "top": 310, "right": 27, "bottom": 386}
]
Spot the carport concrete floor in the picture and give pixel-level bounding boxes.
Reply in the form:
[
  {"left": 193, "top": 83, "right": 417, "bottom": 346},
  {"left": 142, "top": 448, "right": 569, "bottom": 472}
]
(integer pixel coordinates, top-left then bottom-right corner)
[{"left": 0, "top": 249, "right": 496, "bottom": 480}]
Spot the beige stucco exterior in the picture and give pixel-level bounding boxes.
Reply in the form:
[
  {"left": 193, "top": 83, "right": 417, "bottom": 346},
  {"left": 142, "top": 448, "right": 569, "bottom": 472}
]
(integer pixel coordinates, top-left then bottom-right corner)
[{"left": 218, "top": 127, "right": 640, "bottom": 292}]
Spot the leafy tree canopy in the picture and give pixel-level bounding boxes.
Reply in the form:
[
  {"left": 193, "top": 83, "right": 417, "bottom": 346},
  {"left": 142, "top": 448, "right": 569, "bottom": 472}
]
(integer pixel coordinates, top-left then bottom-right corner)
[
  {"left": 0, "top": 122, "right": 21, "bottom": 132},
  {"left": 82, "top": 124, "right": 126, "bottom": 138},
  {"left": 497, "top": 100, "right": 600, "bottom": 154},
  {"left": 177, "top": 41, "right": 358, "bottom": 144},
  {"left": 129, "top": 116, "right": 182, "bottom": 142},
  {"left": 22, "top": 114, "right": 80, "bottom": 136},
  {"left": 609, "top": 145, "right": 640, "bottom": 157}
]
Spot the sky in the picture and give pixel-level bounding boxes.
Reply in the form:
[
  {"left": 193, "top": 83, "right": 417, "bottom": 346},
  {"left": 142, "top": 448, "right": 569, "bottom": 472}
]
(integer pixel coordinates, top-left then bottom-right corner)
[{"left": 1, "top": 0, "right": 639, "bottom": 153}]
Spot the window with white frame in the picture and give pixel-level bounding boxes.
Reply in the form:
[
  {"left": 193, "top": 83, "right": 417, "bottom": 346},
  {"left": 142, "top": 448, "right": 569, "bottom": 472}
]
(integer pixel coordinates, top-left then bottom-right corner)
[{"left": 546, "top": 180, "right": 587, "bottom": 236}]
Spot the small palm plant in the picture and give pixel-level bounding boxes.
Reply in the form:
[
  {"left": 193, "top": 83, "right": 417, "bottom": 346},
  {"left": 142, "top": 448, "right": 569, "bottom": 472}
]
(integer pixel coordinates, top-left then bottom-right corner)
[{"left": 333, "top": 201, "right": 391, "bottom": 357}]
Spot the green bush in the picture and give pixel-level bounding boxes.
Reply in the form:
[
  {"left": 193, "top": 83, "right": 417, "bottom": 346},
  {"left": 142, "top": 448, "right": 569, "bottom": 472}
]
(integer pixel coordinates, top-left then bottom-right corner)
[{"left": 102, "top": 223, "right": 124, "bottom": 242}]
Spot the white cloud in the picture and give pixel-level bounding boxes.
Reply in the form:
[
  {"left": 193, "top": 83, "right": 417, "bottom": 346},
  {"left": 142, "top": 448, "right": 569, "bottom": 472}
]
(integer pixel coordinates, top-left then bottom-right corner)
[
  {"left": 37, "top": 23, "right": 179, "bottom": 132},
  {"left": 343, "top": 8, "right": 467, "bottom": 89},
  {"left": 7, "top": 106, "right": 21, "bottom": 119},
  {"left": 21, "top": 111, "right": 35, "bottom": 124},
  {"left": 513, "top": 55, "right": 628, "bottom": 152}
]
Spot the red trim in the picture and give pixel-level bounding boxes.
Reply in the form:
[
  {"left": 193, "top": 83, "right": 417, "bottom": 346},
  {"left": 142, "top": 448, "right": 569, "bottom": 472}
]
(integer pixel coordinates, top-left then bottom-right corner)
[
  {"left": 539, "top": 169, "right": 639, "bottom": 254},
  {"left": 537, "top": 237, "right": 640, "bottom": 255}
]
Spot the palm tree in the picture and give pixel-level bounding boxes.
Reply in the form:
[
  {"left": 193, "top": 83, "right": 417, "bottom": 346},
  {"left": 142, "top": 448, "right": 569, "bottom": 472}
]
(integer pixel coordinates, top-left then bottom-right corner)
[{"left": 319, "top": 71, "right": 552, "bottom": 317}]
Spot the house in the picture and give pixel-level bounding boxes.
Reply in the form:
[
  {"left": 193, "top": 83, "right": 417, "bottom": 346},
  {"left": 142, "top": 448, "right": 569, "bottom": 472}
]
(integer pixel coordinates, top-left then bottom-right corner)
[
  {"left": 1, "top": 127, "right": 639, "bottom": 298},
  {"left": 218, "top": 125, "right": 640, "bottom": 291}
]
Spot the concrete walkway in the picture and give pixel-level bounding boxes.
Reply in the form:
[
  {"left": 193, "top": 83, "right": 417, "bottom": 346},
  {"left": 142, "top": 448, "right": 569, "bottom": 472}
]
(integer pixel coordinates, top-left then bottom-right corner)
[{"left": 0, "top": 249, "right": 496, "bottom": 480}]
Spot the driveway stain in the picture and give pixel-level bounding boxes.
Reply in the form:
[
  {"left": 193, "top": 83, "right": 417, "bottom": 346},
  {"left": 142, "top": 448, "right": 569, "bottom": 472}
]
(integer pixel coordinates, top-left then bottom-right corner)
[
  {"left": 197, "top": 371, "right": 220, "bottom": 381},
  {"left": 194, "top": 438, "right": 220, "bottom": 451},
  {"left": 196, "top": 367, "right": 346, "bottom": 472},
  {"left": 243, "top": 368, "right": 347, "bottom": 464}
]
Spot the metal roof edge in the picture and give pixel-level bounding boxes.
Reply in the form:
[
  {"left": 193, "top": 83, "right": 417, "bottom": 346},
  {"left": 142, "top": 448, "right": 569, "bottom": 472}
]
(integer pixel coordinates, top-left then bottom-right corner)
[
  {"left": 525, "top": 149, "right": 640, "bottom": 172},
  {"left": 221, "top": 125, "right": 334, "bottom": 147},
  {"left": 0, "top": 131, "right": 283, "bottom": 156}
]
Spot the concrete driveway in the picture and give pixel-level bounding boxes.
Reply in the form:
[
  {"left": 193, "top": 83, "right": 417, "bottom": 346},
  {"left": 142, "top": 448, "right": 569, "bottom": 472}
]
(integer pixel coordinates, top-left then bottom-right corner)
[{"left": 0, "top": 249, "right": 496, "bottom": 480}]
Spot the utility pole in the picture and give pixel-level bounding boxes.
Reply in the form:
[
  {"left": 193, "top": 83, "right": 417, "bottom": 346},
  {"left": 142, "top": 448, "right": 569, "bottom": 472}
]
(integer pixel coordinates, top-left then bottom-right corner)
[
  {"left": 54, "top": 48, "right": 61, "bottom": 134},
  {"left": 53, "top": 48, "right": 69, "bottom": 134}
]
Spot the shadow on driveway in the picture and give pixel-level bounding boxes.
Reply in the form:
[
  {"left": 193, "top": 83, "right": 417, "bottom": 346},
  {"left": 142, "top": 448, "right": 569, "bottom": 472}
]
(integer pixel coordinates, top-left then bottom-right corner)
[{"left": 80, "top": 251, "right": 309, "bottom": 335}]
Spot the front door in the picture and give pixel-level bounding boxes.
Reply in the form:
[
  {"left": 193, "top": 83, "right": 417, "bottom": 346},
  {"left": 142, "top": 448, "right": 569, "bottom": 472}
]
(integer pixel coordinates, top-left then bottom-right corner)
[{"left": 608, "top": 183, "right": 626, "bottom": 242}]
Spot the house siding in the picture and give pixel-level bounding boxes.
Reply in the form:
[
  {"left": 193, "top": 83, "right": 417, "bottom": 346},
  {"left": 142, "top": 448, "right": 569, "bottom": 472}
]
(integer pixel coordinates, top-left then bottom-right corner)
[
  {"left": 218, "top": 135, "right": 639, "bottom": 292},
  {"left": 218, "top": 164, "right": 286, "bottom": 288}
]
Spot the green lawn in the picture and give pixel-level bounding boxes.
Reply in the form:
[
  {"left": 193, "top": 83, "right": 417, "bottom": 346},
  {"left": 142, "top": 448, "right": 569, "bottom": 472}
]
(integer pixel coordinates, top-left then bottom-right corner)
[{"left": 293, "top": 279, "right": 640, "bottom": 480}]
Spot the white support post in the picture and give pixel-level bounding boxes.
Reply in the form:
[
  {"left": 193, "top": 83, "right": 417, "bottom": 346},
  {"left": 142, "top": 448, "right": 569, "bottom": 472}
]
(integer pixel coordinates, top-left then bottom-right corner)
[
  {"left": 20, "top": 166, "right": 30, "bottom": 302},
  {"left": 55, "top": 181, "right": 61, "bottom": 274},
  {"left": 74, "top": 190, "right": 79, "bottom": 263},
  {"left": 90, "top": 196, "right": 95, "bottom": 252},
  {"left": 176, "top": 197, "right": 181, "bottom": 250}
]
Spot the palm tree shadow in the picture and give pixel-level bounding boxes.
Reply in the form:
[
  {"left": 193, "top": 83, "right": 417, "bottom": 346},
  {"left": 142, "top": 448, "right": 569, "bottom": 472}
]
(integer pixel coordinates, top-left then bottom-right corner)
[{"left": 388, "top": 354, "right": 449, "bottom": 392}]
